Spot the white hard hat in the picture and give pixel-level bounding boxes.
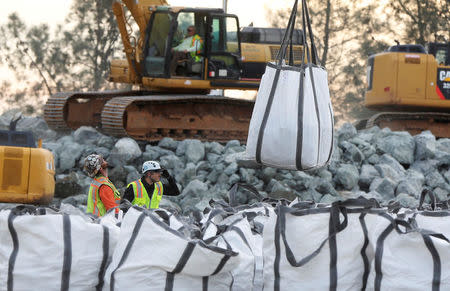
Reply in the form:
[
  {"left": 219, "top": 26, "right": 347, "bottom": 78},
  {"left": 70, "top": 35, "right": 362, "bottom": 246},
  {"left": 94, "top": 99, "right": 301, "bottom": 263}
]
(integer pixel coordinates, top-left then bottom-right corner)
[
  {"left": 84, "top": 154, "right": 102, "bottom": 177},
  {"left": 142, "top": 161, "right": 161, "bottom": 173}
]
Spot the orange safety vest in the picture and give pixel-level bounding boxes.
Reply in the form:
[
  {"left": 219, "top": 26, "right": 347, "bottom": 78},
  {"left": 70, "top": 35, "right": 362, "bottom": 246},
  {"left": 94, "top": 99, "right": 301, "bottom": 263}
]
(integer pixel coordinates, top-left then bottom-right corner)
[{"left": 86, "top": 175, "right": 120, "bottom": 217}]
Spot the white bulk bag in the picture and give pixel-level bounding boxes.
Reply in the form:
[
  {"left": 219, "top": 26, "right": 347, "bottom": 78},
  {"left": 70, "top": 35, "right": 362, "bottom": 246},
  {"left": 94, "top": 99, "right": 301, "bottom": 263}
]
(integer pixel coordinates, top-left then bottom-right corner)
[
  {"left": 245, "top": 0, "right": 334, "bottom": 170},
  {"left": 104, "top": 206, "right": 241, "bottom": 291},
  {"left": 366, "top": 212, "right": 450, "bottom": 291},
  {"left": 262, "top": 203, "right": 372, "bottom": 291},
  {"left": 0, "top": 207, "right": 119, "bottom": 291}
]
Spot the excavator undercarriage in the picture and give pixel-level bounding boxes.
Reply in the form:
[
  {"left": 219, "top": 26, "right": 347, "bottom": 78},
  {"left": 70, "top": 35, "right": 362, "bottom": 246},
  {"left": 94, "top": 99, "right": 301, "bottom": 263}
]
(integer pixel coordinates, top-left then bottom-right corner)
[{"left": 45, "top": 92, "right": 254, "bottom": 142}]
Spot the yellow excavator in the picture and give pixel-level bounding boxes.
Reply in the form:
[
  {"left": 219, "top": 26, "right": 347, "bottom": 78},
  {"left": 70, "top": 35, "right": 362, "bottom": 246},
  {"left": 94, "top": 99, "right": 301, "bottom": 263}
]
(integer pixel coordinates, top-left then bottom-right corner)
[
  {"left": 44, "top": 0, "right": 304, "bottom": 142},
  {"left": 362, "top": 42, "right": 450, "bottom": 137}
]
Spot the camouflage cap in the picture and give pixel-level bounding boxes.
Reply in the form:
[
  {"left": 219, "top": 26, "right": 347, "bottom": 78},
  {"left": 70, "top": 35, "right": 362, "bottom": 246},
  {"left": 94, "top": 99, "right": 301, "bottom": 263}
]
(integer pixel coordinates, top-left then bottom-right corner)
[{"left": 84, "top": 154, "right": 102, "bottom": 178}]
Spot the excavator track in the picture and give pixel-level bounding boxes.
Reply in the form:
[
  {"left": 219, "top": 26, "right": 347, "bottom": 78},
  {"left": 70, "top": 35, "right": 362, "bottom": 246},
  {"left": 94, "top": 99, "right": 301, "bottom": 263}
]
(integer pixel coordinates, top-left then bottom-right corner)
[
  {"left": 366, "top": 112, "right": 450, "bottom": 138},
  {"left": 101, "top": 95, "right": 254, "bottom": 142},
  {"left": 44, "top": 90, "right": 139, "bottom": 131}
]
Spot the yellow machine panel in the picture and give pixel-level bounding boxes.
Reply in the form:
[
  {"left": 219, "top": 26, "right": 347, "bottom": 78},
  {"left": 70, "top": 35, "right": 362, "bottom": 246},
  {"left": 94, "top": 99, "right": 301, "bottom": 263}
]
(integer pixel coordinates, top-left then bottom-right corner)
[
  {"left": 366, "top": 51, "right": 450, "bottom": 110},
  {"left": 0, "top": 146, "right": 55, "bottom": 204}
]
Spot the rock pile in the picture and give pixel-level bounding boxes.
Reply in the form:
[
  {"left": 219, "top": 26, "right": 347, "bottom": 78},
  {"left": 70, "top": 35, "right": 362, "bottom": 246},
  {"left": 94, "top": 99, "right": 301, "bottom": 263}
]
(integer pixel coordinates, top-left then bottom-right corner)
[{"left": 2, "top": 111, "right": 449, "bottom": 213}]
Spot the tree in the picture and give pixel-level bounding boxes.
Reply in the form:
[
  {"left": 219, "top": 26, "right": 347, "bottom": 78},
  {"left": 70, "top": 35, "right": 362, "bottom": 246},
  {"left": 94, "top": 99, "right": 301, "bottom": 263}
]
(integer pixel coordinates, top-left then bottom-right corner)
[
  {"left": 0, "top": 0, "right": 124, "bottom": 114},
  {"left": 267, "top": 1, "right": 390, "bottom": 125},
  {"left": 63, "top": 0, "right": 122, "bottom": 90},
  {"left": 390, "top": 0, "right": 449, "bottom": 44}
]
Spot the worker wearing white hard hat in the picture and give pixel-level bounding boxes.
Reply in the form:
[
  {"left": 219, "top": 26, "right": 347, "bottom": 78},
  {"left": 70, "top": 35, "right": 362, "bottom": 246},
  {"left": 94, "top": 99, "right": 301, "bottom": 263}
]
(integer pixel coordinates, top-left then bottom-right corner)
[{"left": 123, "top": 160, "right": 180, "bottom": 209}]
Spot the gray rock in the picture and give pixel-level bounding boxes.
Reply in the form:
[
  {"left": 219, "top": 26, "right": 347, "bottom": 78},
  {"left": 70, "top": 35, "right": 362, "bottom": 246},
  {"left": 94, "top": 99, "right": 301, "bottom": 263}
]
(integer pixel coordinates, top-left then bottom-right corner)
[
  {"left": 425, "top": 171, "right": 447, "bottom": 188},
  {"left": 394, "top": 193, "right": 419, "bottom": 208},
  {"left": 369, "top": 177, "right": 396, "bottom": 200},
  {"left": 228, "top": 174, "right": 240, "bottom": 185},
  {"left": 350, "top": 137, "right": 376, "bottom": 159},
  {"left": 208, "top": 142, "right": 225, "bottom": 155},
  {"left": 160, "top": 155, "right": 184, "bottom": 170},
  {"left": 126, "top": 170, "right": 141, "bottom": 184},
  {"left": 59, "top": 142, "right": 83, "bottom": 172},
  {"left": 195, "top": 161, "right": 210, "bottom": 172},
  {"left": 359, "top": 164, "right": 380, "bottom": 190},
  {"left": 375, "top": 164, "right": 403, "bottom": 184},
  {"left": 54, "top": 172, "right": 83, "bottom": 198},
  {"left": 96, "top": 135, "right": 116, "bottom": 149},
  {"left": 367, "top": 154, "right": 380, "bottom": 165},
  {"left": 337, "top": 122, "right": 357, "bottom": 143},
  {"left": 433, "top": 187, "right": 449, "bottom": 202},
  {"left": 379, "top": 154, "right": 406, "bottom": 176},
  {"left": 375, "top": 131, "right": 415, "bottom": 165},
  {"left": 181, "top": 163, "right": 197, "bottom": 185},
  {"left": 109, "top": 166, "right": 128, "bottom": 185},
  {"left": 269, "top": 180, "right": 297, "bottom": 201},
  {"left": 184, "top": 139, "right": 205, "bottom": 163},
  {"left": 436, "top": 138, "right": 450, "bottom": 153},
  {"left": 320, "top": 194, "right": 339, "bottom": 204},
  {"left": 17, "top": 116, "right": 55, "bottom": 140},
  {"left": 158, "top": 137, "right": 179, "bottom": 150},
  {"left": 414, "top": 131, "right": 435, "bottom": 160},
  {"left": 206, "top": 153, "right": 221, "bottom": 164},
  {"left": 361, "top": 190, "right": 384, "bottom": 202},
  {"left": 410, "top": 159, "right": 440, "bottom": 176},
  {"left": 261, "top": 167, "right": 277, "bottom": 183},
  {"left": 340, "top": 141, "right": 365, "bottom": 165},
  {"left": 396, "top": 181, "right": 421, "bottom": 198},
  {"left": 293, "top": 171, "right": 314, "bottom": 191},
  {"left": 159, "top": 198, "right": 182, "bottom": 213},
  {"left": 444, "top": 169, "right": 450, "bottom": 183},
  {"left": 114, "top": 138, "right": 142, "bottom": 161},
  {"left": 73, "top": 126, "right": 104, "bottom": 145},
  {"left": 206, "top": 170, "right": 220, "bottom": 184},
  {"left": 315, "top": 180, "right": 339, "bottom": 196},
  {"left": 318, "top": 169, "right": 333, "bottom": 182},
  {"left": 61, "top": 194, "right": 88, "bottom": 208},
  {"left": 334, "top": 164, "right": 359, "bottom": 190},
  {"left": 239, "top": 168, "right": 257, "bottom": 184},
  {"left": 224, "top": 162, "right": 238, "bottom": 175},
  {"left": 224, "top": 152, "right": 244, "bottom": 164},
  {"left": 180, "top": 179, "right": 208, "bottom": 198}
]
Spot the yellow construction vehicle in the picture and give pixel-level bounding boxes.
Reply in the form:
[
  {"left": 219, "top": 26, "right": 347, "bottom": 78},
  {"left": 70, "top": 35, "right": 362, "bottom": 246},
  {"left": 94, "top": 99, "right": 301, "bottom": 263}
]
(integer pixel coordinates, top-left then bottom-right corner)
[
  {"left": 362, "top": 42, "right": 450, "bottom": 137},
  {"left": 44, "top": 0, "right": 304, "bottom": 142},
  {"left": 0, "top": 115, "right": 55, "bottom": 204}
]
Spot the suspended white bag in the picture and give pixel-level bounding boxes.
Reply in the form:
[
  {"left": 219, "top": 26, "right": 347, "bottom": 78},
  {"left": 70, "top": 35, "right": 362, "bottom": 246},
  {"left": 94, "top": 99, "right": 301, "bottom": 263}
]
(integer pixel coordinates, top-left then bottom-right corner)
[
  {"left": 246, "top": 0, "right": 334, "bottom": 170},
  {"left": 0, "top": 207, "right": 119, "bottom": 291}
]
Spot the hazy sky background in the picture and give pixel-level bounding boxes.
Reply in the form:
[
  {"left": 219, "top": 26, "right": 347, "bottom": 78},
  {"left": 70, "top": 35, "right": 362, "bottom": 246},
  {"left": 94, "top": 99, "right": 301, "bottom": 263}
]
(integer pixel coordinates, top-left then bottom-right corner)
[
  {"left": 0, "top": 0, "right": 294, "bottom": 28},
  {"left": 0, "top": 0, "right": 294, "bottom": 80}
]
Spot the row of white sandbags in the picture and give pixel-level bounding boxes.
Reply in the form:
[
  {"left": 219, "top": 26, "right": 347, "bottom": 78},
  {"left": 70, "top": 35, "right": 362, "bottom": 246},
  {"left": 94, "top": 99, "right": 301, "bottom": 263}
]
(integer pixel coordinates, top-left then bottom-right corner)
[
  {"left": 0, "top": 198, "right": 449, "bottom": 291},
  {"left": 0, "top": 206, "right": 119, "bottom": 291}
]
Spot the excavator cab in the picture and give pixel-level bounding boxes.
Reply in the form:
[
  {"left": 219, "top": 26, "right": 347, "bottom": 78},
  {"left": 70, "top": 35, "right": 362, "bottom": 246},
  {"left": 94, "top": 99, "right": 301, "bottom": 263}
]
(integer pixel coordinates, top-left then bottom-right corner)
[{"left": 143, "top": 7, "right": 241, "bottom": 80}]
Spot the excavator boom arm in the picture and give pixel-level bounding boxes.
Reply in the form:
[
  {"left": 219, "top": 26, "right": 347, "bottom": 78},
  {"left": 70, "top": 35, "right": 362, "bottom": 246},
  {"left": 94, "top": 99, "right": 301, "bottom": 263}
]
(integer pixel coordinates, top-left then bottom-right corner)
[{"left": 112, "top": 0, "right": 168, "bottom": 83}]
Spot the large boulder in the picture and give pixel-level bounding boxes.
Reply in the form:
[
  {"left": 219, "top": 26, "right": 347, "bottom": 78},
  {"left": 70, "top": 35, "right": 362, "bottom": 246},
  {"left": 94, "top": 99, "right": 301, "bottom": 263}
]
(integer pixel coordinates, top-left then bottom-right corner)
[
  {"left": 72, "top": 126, "right": 104, "bottom": 145},
  {"left": 334, "top": 164, "right": 359, "bottom": 190},
  {"left": 108, "top": 137, "right": 142, "bottom": 166},
  {"left": 375, "top": 131, "right": 415, "bottom": 165},
  {"left": 414, "top": 131, "right": 435, "bottom": 160},
  {"left": 58, "top": 142, "right": 84, "bottom": 172}
]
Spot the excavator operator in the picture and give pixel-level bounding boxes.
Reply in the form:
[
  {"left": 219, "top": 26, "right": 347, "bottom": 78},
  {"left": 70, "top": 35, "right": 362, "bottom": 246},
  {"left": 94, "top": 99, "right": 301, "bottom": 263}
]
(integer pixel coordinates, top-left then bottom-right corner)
[{"left": 170, "top": 25, "right": 203, "bottom": 75}]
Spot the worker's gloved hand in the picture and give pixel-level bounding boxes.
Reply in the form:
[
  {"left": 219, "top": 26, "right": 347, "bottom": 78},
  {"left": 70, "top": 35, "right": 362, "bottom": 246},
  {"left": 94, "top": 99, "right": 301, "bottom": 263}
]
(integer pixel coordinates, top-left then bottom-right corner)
[{"left": 161, "top": 169, "right": 170, "bottom": 179}]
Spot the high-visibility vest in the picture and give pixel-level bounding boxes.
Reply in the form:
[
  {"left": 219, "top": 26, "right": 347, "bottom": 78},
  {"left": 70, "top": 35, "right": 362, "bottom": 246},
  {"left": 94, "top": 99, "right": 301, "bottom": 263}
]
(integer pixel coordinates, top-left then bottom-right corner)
[
  {"left": 127, "top": 179, "right": 164, "bottom": 209},
  {"left": 190, "top": 34, "right": 203, "bottom": 62},
  {"left": 86, "top": 175, "right": 120, "bottom": 217}
]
